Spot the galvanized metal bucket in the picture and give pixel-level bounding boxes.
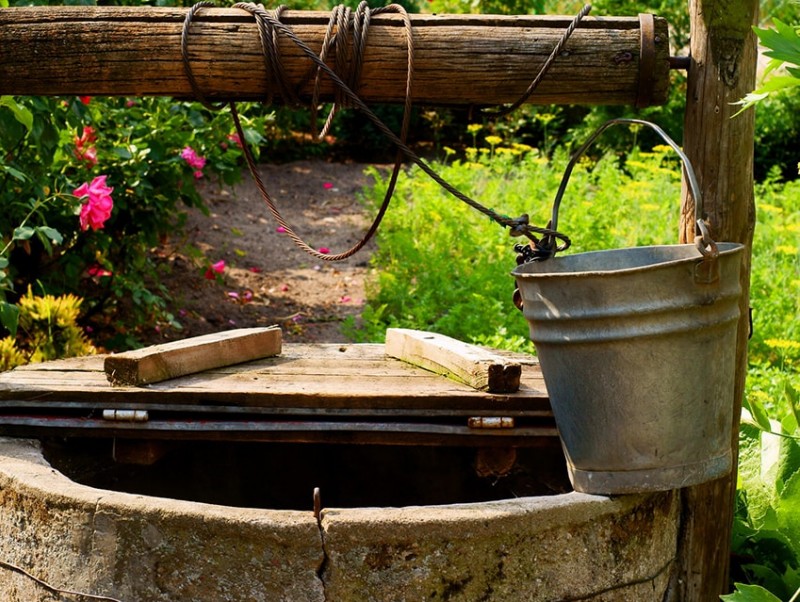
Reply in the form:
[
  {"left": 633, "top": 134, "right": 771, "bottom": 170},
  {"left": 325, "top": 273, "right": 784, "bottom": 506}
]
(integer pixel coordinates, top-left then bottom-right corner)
[{"left": 511, "top": 119, "right": 745, "bottom": 495}]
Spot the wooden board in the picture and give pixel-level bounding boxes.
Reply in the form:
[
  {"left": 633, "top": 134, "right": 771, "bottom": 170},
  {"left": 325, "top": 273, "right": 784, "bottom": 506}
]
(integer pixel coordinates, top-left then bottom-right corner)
[
  {"left": 385, "top": 328, "right": 521, "bottom": 393},
  {"left": 104, "top": 326, "right": 282, "bottom": 386},
  {"left": 0, "top": 7, "right": 671, "bottom": 107},
  {"left": 0, "top": 344, "right": 548, "bottom": 414}
]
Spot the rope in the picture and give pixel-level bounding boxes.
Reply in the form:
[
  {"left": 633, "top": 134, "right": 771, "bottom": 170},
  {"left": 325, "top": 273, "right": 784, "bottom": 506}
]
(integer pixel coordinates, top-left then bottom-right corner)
[
  {"left": 182, "top": 2, "right": 588, "bottom": 260},
  {"left": 0, "top": 559, "right": 123, "bottom": 602}
]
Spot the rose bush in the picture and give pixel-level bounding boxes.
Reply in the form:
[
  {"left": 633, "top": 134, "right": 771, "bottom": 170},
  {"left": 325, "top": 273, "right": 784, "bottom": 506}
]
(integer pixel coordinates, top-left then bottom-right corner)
[{"left": 0, "top": 95, "right": 270, "bottom": 348}]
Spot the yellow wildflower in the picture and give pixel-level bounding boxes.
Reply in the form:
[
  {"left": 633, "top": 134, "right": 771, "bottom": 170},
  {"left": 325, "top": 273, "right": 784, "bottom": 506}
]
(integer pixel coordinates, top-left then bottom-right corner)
[{"left": 765, "top": 339, "right": 800, "bottom": 350}]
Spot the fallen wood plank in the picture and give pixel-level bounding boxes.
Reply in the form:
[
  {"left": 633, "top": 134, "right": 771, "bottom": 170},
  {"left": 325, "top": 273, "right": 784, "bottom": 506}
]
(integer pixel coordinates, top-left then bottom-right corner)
[
  {"left": 104, "top": 327, "right": 282, "bottom": 386},
  {"left": 385, "top": 328, "right": 521, "bottom": 393}
]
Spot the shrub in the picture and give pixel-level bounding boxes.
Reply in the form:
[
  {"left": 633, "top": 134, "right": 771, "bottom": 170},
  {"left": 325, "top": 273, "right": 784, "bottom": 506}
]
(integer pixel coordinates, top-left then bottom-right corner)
[
  {"left": 0, "top": 94, "right": 270, "bottom": 347},
  {"left": 0, "top": 287, "right": 95, "bottom": 371}
]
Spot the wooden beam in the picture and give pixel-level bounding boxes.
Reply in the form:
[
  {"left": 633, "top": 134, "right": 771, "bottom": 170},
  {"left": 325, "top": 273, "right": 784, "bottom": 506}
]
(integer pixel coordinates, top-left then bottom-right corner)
[
  {"left": 676, "top": 1, "right": 758, "bottom": 599},
  {"left": 385, "top": 328, "right": 521, "bottom": 393},
  {"left": 104, "top": 326, "right": 282, "bottom": 386},
  {"left": 0, "top": 7, "right": 671, "bottom": 106}
]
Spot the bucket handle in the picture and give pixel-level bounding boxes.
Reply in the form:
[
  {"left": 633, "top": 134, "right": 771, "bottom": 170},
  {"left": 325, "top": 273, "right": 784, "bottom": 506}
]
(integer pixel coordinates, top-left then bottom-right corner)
[{"left": 545, "top": 118, "right": 718, "bottom": 259}]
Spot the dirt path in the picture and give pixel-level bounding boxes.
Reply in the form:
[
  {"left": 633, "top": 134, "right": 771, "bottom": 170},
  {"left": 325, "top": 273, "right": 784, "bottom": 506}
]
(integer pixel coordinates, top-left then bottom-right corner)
[{"left": 145, "top": 160, "right": 382, "bottom": 345}]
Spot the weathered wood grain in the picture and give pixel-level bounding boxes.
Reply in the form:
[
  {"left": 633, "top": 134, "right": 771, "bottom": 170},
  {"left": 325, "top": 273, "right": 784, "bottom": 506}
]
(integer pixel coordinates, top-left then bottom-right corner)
[
  {"left": 104, "top": 326, "right": 282, "bottom": 386},
  {"left": 0, "top": 344, "right": 548, "bottom": 412},
  {"left": 0, "top": 7, "right": 671, "bottom": 106},
  {"left": 385, "top": 328, "right": 521, "bottom": 392}
]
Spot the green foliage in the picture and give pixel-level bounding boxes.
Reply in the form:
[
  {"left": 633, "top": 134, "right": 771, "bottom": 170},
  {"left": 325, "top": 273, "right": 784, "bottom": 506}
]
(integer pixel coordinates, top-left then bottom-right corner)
[
  {"left": 354, "top": 132, "right": 682, "bottom": 348},
  {"left": 754, "top": 90, "right": 800, "bottom": 181},
  {"left": 737, "top": 17, "right": 800, "bottom": 116},
  {"left": 722, "top": 583, "right": 786, "bottom": 602},
  {"left": 0, "top": 287, "right": 95, "bottom": 371},
  {"left": 426, "top": 0, "right": 549, "bottom": 14},
  {"left": 746, "top": 177, "right": 800, "bottom": 405},
  {"left": 730, "top": 173, "right": 800, "bottom": 600},
  {"left": 731, "top": 414, "right": 800, "bottom": 601}
]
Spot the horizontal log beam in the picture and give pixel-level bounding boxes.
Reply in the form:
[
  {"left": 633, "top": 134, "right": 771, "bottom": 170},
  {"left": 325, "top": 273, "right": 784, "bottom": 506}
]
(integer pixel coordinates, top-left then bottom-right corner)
[{"left": 0, "top": 7, "right": 671, "bottom": 107}]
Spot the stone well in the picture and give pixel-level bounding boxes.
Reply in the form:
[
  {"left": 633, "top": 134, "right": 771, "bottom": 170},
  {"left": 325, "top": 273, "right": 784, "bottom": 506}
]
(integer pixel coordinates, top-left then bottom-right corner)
[{"left": 0, "top": 437, "right": 680, "bottom": 602}]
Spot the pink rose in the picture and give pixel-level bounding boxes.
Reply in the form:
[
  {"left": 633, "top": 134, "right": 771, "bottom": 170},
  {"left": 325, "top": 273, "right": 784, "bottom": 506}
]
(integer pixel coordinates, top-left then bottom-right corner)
[
  {"left": 74, "top": 175, "right": 114, "bottom": 231},
  {"left": 204, "top": 259, "right": 226, "bottom": 279},
  {"left": 181, "top": 146, "right": 206, "bottom": 171},
  {"left": 227, "top": 133, "right": 243, "bottom": 148},
  {"left": 74, "top": 126, "right": 98, "bottom": 166}
]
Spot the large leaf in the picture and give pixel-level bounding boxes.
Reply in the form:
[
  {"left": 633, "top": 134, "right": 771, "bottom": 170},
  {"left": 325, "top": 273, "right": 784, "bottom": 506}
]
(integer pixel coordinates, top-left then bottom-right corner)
[
  {"left": 733, "top": 77, "right": 800, "bottom": 115},
  {"left": 12, "top": 226, "right": 35, "bottom": 242},
  {"left": 756, "top": 20, "right": 800, "bottom": 67},
  {"left": 738, "top": 422, "right": 777, "bottom": 524},
  {"left": 0, "top": 302, "right": 19, "bottom": 337},
  {"left": 720, "top": 583, "right": 783, "bottom": 601},
  {"left": 787, "top": 385, "right": 800, "bottom": 436},
  {"left": 777, "top": 471, "right": 800, "bottom": 551},
  {"left": 0, "top": 96, "right": 33, "bottom": 132}
]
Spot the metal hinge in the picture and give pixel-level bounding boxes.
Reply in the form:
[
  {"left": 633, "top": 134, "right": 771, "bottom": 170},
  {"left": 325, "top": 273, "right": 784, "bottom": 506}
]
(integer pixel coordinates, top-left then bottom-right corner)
[
  {"left": 467, "top": 417, "right": 515, "bottom": 429},
  {"left": 102, "top": 409, "right": 149, "bottom": 423}
]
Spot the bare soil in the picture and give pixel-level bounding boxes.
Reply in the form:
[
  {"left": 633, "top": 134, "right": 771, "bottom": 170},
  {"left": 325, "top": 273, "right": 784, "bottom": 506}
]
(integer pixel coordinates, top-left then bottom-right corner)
[{"left": 143, "top": 160, "right": 383, "bottom": 346}]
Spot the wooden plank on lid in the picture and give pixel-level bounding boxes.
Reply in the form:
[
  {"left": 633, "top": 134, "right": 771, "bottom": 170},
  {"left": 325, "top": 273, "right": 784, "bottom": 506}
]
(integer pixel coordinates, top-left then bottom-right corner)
[
  {"left": 385, "top": 328, "right": 521, "bottom": 393},
  {"left": 104, "top": 326, "right": 282, "bottom": 386}
]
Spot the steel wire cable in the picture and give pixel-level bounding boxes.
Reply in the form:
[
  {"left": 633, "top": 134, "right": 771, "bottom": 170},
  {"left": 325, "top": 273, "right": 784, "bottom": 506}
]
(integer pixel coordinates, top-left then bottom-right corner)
[{"left": 183, "top": 2, "right": 590, "bottom": 260}]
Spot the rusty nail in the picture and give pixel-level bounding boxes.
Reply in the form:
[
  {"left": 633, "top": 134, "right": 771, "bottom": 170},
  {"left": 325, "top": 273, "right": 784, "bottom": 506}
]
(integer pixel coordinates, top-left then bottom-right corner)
[{"left": 313, "top": 487, "right": 321, "bottom": 520}]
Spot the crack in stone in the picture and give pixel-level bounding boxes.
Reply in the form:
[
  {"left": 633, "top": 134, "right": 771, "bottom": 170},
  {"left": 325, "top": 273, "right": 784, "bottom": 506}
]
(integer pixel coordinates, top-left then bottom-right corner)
[{"left": 315, "top": 510, "right": 330, "bottom": 602}]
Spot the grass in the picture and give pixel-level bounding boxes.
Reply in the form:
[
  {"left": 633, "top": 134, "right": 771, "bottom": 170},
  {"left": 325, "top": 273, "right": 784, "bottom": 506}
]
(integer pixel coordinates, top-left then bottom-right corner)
[{"left": 352, "top": 137, "right": 685, "bottom": 349}]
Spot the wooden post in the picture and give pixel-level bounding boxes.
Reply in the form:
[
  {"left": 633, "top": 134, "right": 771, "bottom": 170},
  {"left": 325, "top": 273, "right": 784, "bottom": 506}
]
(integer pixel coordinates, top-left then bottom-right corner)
[
  {"left": 677, "top": 0, "right": 758, "bottom": 599},
  {"left": 0, "top": 7, "right": 671, "bottom": 106}
]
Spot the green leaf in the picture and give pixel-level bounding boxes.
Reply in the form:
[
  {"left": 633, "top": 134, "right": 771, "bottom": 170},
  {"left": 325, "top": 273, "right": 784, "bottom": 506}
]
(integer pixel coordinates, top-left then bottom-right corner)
[
  {"left": 37, "top": 227, "right": 63, "bottom": 246},
  {"left": 776, "top": 471, "right": 800, "bottom": 551},
  {"left": 0, "top": 302, "right": 19, "bottom": 337},
  {"left": 0, "top": 96, "right": 34, "bottom": 132},
  {"left": 743, "top": 563, "right": 791, "bottom": 600},
  {"left": 0, "top": 164, "right": 28, "bottom": 182},
  {"left": 787, "top": 384, "right": 800, "bottom": 436},
  {"left": 720, "top": 583, "right": 783, "bottom": 601},
  {"left": 756, "top": 20, "right": 800, "bottom": 67},
  {"left": 12, "top": 226, "right": 35, "bottom": 241},
  {"left": 777, "top": 437, "right": 800, "bottom": 493},
  {"left": 733, "top": 77, "right": 800, "bottom": 115},
  {"left": 748, "top": 395, "right": 775, "bottom": 433}
]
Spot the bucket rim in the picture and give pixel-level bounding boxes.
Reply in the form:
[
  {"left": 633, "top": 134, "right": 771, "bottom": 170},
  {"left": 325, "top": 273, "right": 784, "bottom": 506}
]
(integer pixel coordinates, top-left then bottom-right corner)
[{"left": 511, "top": 242, "right": 744, "bottom": 279}]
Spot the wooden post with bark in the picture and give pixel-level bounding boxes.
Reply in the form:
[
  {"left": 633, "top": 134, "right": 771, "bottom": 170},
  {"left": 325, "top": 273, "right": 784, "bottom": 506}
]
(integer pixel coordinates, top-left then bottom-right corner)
[{"left": 676, "top": 0, "right": 758, "bottom": 599}]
